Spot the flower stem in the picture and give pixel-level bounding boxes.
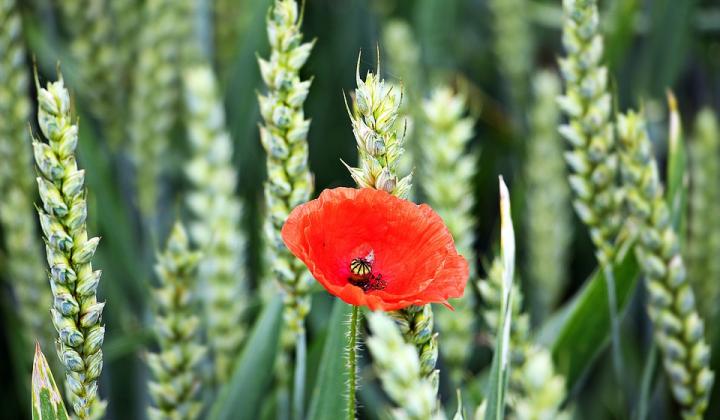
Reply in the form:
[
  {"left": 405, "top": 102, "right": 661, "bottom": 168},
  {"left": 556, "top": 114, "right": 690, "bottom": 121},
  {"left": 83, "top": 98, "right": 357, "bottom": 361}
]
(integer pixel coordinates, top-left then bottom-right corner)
[
  {"left": 293, "top": 328, "right": 306, "bottom": 420},
  {"left": 347, "top": 305, "right": 360, "bottom": 420}
]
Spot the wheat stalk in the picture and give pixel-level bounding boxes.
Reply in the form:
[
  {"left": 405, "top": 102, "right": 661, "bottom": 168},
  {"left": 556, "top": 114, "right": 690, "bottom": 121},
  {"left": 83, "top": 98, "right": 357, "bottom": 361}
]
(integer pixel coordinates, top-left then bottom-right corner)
[
  {"left": 183, "top": 64, "right": 248, "bottom": 384},
  {"left": 513, "top": 347, "right": 570, "bottom": 420},
  {"left": 686, "top": 109, "right": 720, "bottom": 325},
  {"left": 617, "top": 112, "right": 714, "bottom": 419},
  {"left": 420, "top": 87, "right": 476, "bottom": 384},
  {"left": 557, "top": 0, "right": 625, "bottom": 383},
  {"left": 32, "top": 72, "right": 106, "bottom": 419},
  {"left": 257, "top": 2, "right": 315, "bottom": 416},
  {"left": 346, "top": 58, "right": 412, "bottom": 197},
  {"left": 489, "top": 0, "right": 533, "bottom": 117},
  {"left": 130, "top": 0, "right": 194, "bottom": 216},
  {"left": 381, "top": 19, "right": 423, "bottom": 195},
  {"left": 56, "top": 0, "right": 127, "bottom": 146},
  {"left": 257, "top": 0, "right": 315, "bottom": 341},
  {"left": 558, "top": 0, "right": 622, "bottom": 266},
  {"left": 213, "top": 0, "right": 252, "bottom": 78},
  {"left": 0, "top": 0, "right": 54, "bottom": 352},
  {"left": 525, "top": 70, "right": 572, "bottom": 321},
  {"left": 366, "top": 312, "right": 441, "bottom": 420},
  {"left": 147, "top": 222, "right": 205, "bottom": 419}
]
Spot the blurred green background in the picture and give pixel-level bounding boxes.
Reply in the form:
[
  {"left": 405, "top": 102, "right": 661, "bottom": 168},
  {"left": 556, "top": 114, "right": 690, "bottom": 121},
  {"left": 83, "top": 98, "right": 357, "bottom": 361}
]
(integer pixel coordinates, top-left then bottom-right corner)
[{"left": 2, "top": 0, "right": 720, "bottom": 419}]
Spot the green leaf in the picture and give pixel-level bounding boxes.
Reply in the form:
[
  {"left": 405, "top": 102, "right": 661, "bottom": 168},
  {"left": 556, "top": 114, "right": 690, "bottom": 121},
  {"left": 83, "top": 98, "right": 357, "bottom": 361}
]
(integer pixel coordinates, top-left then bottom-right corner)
[
  {"left": 545, "top": 243, "right": 640, "bottom": 389},
  {"left": 306, "top": 301, "right": 353, "bottom": 420},
  {"left": 210, "top": 299, "right": 283, "bottom": 420},
  {"left": 542, "top": 97, "right": 688, "bottom": 400},
  {"left": 665, "top": 92, "right": 688, "bottom": 236},
  {"left": 32, "top": 344, "right": 69, "bottom": 420},
  {"left": 484, "top": 177, "right": 515, "bottom": 420}
]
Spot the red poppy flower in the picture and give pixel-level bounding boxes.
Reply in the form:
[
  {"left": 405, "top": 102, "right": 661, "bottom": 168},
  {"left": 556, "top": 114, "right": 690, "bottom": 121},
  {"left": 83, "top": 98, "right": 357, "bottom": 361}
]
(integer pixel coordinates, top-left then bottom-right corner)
[{"left": 281, "top": 187, "right": 469, "bottom": 311}]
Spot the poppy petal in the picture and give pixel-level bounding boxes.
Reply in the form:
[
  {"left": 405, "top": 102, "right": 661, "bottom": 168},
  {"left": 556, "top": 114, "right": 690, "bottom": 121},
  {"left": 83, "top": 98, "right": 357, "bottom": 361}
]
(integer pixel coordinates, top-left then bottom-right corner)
[{"left": 281, "top": 187, "right": 469, "bottom": 311}]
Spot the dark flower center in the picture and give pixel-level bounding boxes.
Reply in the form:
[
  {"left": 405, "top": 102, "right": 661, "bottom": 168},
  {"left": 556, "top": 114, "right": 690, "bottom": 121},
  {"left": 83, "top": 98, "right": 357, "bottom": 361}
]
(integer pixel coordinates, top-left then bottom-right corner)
[{"left": 348, "top": 250, "right": 386, "bottom": 292}]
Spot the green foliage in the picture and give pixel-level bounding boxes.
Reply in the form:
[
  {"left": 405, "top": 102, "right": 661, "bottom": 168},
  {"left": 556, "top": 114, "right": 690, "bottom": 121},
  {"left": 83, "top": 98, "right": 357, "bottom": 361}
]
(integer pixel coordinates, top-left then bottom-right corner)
[
  {"left": 548, "top": 246, "right": 639, "bottom": 389},
  {"left": 56, "top": 0, "right": 126, "bottom": 146},
  {"left": 488, "top": 0, "right": 532, "bottom": 118},
  {"left": 306, "top": 301, "right": 353, "bottom": 420},
  {"left": 210, "top": 300, "right": 283, "bottom": 420},
  {"left": 32, "top": 344, "right": 70, "bottom": 420},
  {"left": 666, "top": 94, "right": 688, "bottom": 236},
  {"left": 484, "top": 178, "right": 515, "bottom": 420}
]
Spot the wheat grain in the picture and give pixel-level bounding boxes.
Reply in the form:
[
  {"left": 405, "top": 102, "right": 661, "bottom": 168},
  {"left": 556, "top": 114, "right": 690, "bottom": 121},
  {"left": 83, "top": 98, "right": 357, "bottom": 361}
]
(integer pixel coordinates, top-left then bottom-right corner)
[
  {"left": 489, "top": 0, "right": 532, "bottom": 117},
  {"left": 558, "top": 0, "right": 622, "bottom": 265},
  {"left": 147, "top": 222, "right": 205, "bottom": 420},
  {"left": 0, "top": 0, "right": 53, "bottom": 353},
  {"left": 183, "top": 64, "right": 248, "bottom": 384},
  {"left": 382, "top": 19, "right": 423, "bottom": 194},
  {"left": 525, "top": 71, "right": 572, "bottom": 321},
  {"left": 687, "top": 109, "right": 720, "bottom": 324},
  {"left": 33, "top": 72, "right": 106, "bottom": 419},
  {"left": 257, "top": 0, "right": 315, "bottom": 338},
  {"left": 130, "top": 0, "right": 194, "bottom": 216},
  {"left": 617, "top": 112, "right": 714, "bottom": 419},
  {"left": 57, "top": 0, "right": 127, "bottom": 146},
  {"left": 420, "top": 87, "right": 476, "bottom": 384},
  {"left": 366, "top": 312, "right": 442, "bottom": 420}
]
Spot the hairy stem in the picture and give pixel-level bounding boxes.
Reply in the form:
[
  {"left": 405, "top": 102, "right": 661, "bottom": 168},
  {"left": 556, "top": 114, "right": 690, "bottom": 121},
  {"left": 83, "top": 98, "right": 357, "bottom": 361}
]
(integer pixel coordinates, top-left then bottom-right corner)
[{"left": 346, "top": 305, "right": 360, "bottom": 420}]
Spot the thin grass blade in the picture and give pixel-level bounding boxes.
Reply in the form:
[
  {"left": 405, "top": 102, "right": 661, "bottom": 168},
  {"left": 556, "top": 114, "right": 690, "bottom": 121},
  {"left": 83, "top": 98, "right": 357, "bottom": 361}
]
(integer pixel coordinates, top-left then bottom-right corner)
[
  {"left": 31, "top": 344, "right": 69, "bottom": 420},
  {"left": 307, "top": 301, "right": 353, "bottom": 420},
  {"left": 210, "top": 299, "right": 283, "bottom": 420},
  {"left": 484, "top": 177, "right": 515, "bottom": 420}
]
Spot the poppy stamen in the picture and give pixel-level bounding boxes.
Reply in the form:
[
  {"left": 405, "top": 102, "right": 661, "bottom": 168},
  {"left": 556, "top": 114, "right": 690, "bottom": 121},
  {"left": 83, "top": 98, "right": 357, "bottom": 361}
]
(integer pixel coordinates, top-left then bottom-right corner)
[{"left": 348, "top": 250, "right": 386, "bottom": 292}]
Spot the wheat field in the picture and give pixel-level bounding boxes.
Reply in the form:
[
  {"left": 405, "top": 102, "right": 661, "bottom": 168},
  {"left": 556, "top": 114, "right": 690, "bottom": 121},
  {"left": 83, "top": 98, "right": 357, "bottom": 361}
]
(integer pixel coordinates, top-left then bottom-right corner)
[{"left": 2, "top": 0, "right": 720, "bottom": 419}]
